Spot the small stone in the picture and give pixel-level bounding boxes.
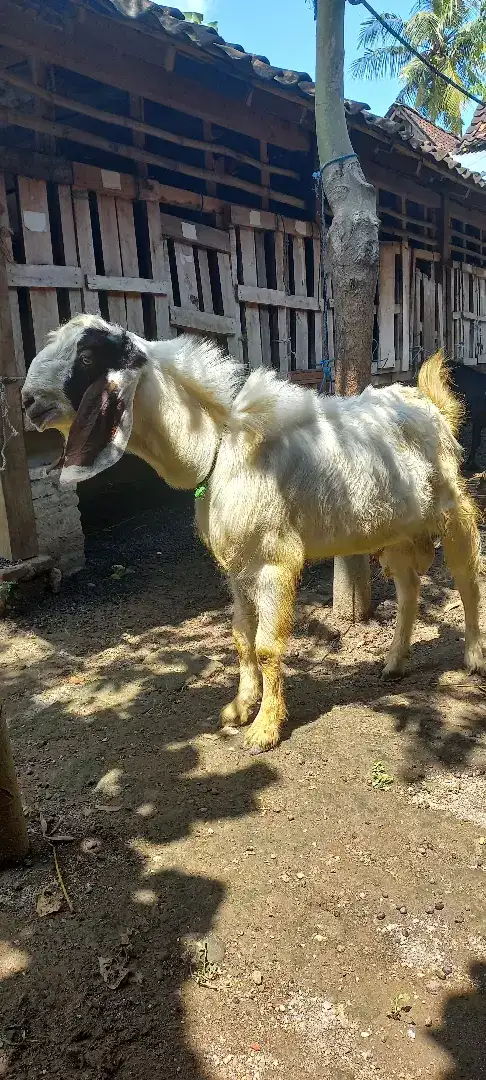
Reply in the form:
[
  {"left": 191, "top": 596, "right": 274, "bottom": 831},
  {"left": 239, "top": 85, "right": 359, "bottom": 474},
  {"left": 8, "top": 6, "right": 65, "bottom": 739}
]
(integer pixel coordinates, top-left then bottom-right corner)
[
  {"left": 424, "top": 1017, "right": 432, "bottom": 1028},
  {"left": 418, "top": 847, "right": 427, "bottom": 855},
  {"left": 336, "top": 944, "right": 345, "bottom": 953},
  {"left": 399, "top": 906, "right": 408, "bottom": 915},
  {"left": 435, "top": 901, "right": 444, "bottom": 911},
  {"left": 425, "top": 905, "right": 435, "bottom": 915},
  {"left": 251, "top": 970, "right": 263, "bottom": 985},
  {"left": 281, "top": 873, "right": 290, "bottom": 883},
  {"left": 376, "top": 912, "right": 386, "bottom": 921},
  {"left": 287, "top": 814, "right": 295, "bottom": 822},
  {"left": 434, "top": 969, "right": 447, "bottom": 981},
  {"left": 454, "top": 914, "right": 464, "bottom": 924},
  {"left": 442, "top": 964, "right": 453, "bottom": 977},
  {"left": 296, "top": 872, "right": 305, "bottom": 880},
  {"left": 205, "top": 934, "right": 225, "bottom": 966},
  {"left": 381, "top": 892, "right": 389, "bottom": 899},
  {"left": 297, "top": 755, "right": 305, "bottom": 766}
]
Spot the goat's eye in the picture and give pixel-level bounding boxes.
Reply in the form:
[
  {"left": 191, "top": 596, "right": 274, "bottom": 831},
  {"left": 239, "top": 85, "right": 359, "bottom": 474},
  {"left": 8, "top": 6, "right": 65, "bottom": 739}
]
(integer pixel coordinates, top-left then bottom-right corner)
[{"left": 80, "top": 352, "right": 93, "bottom": 367}]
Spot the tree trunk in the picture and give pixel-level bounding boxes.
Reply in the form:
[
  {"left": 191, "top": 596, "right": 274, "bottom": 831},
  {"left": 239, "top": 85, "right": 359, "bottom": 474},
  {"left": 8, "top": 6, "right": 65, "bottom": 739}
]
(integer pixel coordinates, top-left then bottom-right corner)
[
  {"left": 315, "top": 0, "right": 380, "bottom": 621},
  {"left": 0, "top": 703, "right": 29, "bottom": 865}
]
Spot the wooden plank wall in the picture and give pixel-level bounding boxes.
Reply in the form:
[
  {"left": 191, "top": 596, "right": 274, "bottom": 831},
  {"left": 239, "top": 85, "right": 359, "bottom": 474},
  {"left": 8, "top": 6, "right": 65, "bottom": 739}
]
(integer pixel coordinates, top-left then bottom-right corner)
[{"left": 232, "top": 208, "right": 322, "bottom": 371}]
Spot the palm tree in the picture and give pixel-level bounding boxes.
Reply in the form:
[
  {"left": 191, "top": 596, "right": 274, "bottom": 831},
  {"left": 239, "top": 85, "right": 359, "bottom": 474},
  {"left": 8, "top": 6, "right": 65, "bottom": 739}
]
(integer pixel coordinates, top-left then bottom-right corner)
[{"left": 351, "top": 0, "right": 486, "bottom": 133}]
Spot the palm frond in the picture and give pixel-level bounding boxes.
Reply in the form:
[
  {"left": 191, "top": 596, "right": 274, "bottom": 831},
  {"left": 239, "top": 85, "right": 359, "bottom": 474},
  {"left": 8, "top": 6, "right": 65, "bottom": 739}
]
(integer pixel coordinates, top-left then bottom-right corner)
[
  {"left": 351, "top": 44, "right": 409, "bottom": 81},
  {"left": 357, "top": 12, "right": 404, "bottom": 50}
]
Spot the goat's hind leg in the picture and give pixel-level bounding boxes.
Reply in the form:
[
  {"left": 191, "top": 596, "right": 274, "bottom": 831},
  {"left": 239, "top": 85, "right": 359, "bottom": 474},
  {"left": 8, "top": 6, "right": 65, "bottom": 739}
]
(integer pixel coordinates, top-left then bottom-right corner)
[
  {"left": 379, "top": 541, "right": 430, "bottom": 678},
  {"left": 441, "top": 493, "right": 485, "bottom": 675},
  {"left": 221, "top": 576, "right": 261, "bottom": 728}
]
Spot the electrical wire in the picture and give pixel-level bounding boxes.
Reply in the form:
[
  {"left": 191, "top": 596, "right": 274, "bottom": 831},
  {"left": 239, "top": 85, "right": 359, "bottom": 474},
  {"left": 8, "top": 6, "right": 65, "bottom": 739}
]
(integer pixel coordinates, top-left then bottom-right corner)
[{"left": 347, "top": 0, "right": 486, "bottom": 109}]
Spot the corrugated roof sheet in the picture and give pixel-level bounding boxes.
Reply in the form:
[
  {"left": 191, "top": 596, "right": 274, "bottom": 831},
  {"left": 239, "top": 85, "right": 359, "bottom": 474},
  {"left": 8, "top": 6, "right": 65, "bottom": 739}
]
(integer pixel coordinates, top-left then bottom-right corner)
[
  {"left": 61, "top": 2, "right": 486, "bottom": 191},
  {"left": 460, "top": 103, "right": 486, "bottom": 153}
]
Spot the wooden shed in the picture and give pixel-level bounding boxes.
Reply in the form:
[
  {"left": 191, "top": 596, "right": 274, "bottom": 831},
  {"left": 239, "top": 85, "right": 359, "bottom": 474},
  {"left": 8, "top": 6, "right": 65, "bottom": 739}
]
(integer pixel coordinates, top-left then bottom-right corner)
[{"left": 0, "top": 0, "right": 485, "bottom": 574}]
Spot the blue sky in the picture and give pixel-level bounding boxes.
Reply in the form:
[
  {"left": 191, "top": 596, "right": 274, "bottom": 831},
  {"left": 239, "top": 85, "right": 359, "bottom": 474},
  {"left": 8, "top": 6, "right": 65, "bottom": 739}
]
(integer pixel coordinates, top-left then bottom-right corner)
[
  {"left": 195, "top": 0, "right": 408, "bottom": 115},
  {"left": 194, "top": 0, "right": 475, "bottom": 127}
]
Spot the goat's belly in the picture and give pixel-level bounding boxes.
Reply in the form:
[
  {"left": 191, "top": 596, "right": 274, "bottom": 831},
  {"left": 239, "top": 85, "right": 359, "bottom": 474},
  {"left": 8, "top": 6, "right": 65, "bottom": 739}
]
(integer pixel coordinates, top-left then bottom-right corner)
[{"left": 300, "top": 502, "right": 436, "bottom": 562}]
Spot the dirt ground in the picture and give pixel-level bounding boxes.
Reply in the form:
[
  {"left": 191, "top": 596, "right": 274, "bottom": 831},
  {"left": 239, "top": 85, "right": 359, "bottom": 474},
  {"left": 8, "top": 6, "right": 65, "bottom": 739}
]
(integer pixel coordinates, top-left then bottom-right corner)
[{"left": 1, "top": 492, "right": 486, "bottom": 1080}]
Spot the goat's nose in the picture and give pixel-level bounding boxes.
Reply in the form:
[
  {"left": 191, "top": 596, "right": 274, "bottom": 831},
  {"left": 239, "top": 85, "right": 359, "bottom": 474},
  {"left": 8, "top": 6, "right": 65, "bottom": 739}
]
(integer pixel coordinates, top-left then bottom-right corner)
[{"left": 22, "top": 393, "right": 35, "bottom": 411}]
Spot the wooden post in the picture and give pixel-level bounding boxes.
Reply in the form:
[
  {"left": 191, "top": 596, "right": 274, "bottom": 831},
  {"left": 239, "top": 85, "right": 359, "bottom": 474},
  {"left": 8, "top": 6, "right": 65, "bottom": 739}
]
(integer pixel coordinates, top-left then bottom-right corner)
[
  {"left": 0, "top": 703, "right": 29, "bottom": 865},
  {"left": 315, "top": 0, "right": 379, "bottom": 621},
  {"left": 0, "top": 178, "right": 38, "bottom": 562},
  {"left": 441, "top": 195, "right": 453, "bottom": 358}
]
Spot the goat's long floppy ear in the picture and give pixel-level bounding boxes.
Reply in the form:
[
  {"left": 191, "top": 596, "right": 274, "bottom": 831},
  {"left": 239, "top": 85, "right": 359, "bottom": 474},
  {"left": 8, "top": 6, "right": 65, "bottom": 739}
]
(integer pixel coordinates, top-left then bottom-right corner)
[{"left": 60, "top": 366, "right": 141, "bottom": 484}]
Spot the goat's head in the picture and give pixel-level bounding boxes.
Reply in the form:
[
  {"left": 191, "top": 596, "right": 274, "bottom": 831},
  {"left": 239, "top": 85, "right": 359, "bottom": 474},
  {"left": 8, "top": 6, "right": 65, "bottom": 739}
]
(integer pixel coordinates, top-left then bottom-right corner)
[{"left": 22, "top": 314, "right": 147, "bottom": 483}]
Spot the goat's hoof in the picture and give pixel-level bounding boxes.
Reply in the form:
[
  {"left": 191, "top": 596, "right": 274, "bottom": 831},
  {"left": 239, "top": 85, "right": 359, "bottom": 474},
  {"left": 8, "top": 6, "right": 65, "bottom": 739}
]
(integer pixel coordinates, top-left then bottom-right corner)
[
  {"left": 220, "top": 698, "right": 252, "bottom": 728},
  {"left": 466, "top": 650, "right": 486, "bottom": 676},
  {"left": 381, "top": 662, "right": 406, "bottom": 681},
  {"left": 244, "top": 715, "right": 282, "bottom": 752}
]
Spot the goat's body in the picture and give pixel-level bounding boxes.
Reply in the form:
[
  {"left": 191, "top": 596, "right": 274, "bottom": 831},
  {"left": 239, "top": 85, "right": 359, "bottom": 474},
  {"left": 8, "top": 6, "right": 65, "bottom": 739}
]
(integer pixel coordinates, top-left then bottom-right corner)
[
  {"left": 198, "top": 381, "right": 461, "bottom": 571},
  {"left": 22, "top": 316, "right": 485, "bottom": 752}
]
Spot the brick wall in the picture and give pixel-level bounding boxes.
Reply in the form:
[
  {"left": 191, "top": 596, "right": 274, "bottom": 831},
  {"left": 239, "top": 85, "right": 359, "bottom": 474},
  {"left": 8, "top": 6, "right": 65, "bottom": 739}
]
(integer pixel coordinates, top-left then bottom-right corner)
[{"left": 30, "top": 468, "right": 85, "bottom": 575}]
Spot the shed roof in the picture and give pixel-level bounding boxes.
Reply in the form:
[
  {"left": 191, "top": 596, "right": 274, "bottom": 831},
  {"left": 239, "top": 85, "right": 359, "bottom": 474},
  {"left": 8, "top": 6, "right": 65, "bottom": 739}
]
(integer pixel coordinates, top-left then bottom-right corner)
[
  {"left": 460, "top": 103, "right": 486, "bottom": 153},
  {"left": 31, "top": 1, "right": 486, "bottom": 192}
]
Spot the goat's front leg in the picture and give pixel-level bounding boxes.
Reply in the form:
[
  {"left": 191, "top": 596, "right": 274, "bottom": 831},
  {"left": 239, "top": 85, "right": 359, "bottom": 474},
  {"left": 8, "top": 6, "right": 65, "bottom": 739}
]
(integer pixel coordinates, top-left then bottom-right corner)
[
  {"left": 244, "top": 563, "right": 297, "bottom": 752},
  {"left": 379, "top": 544, "right": 421, "bottom": 678},
  {"left": 221, "top": 578, "right": 260, "bottom": 728}
]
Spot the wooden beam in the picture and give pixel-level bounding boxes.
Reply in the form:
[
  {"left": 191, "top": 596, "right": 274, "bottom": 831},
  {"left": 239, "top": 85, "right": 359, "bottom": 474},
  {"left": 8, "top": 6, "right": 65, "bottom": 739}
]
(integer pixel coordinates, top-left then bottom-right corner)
[
  {"left": 86, "top": 274, "right": 168, "bottom": 295},
  {"left": 364, "top": 160, "right": 441, "bottom": 209},
  {"left": 0, "top": 107, "right": 306, "bottom": 211},
  {"left": 237, "top": 284, "right": 322, "bottom": 311},
  {"left": 230, "top": 205, "right": 318, "bottom": 236},
  {"left": 0, "top": 175, "right": 38, "bottom": 562},
  {"left": 170, "top": 307, "right": 236, "bottom": 336},
  {"left": 29, "top": 57, "right": 56, "bottom": 157},
  {"left": 0, "top": 69, "right": 301, "bottom": 182},
  {"left": 159, "top": 214, "right": 230, "bottom": 254},
  {"left": 0, "top": 145, "right": 72, "bottom": 184},
  {"left": 0, "top": 3, "right": 310, "bottom": 151},
  {"left": 140, "top": 178, "right": 226, "bottom": 214},
  {"left": 6, "top": 263, "right": 83, "bottom": 288}
]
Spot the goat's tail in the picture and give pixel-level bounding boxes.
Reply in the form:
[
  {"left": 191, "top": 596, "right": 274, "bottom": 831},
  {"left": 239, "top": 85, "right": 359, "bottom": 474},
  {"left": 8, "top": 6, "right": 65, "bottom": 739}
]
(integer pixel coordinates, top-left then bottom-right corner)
[{"left": 418, "top": 350, "right": 464, "bottom": 437}]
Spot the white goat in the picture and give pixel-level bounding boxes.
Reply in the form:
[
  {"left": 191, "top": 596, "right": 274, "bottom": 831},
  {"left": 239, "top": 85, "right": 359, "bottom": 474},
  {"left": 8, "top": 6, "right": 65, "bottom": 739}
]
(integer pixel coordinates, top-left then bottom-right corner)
[{"left": 22, "top": 314, "right": 484, "bottom": 751}]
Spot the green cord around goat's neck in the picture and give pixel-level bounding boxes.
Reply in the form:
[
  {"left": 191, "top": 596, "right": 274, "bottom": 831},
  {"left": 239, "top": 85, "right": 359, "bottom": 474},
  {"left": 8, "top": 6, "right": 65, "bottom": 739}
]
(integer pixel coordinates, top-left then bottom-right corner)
[{"left": 194, "top": 438, "right": 221, "bottom": 499}]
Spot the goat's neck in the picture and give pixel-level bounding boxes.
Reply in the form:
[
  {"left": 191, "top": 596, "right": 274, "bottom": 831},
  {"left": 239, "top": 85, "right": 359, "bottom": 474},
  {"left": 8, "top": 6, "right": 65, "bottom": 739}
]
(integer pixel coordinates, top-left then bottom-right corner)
[{"left": 129, "top": 362, "right": 219, "bottom": 489}]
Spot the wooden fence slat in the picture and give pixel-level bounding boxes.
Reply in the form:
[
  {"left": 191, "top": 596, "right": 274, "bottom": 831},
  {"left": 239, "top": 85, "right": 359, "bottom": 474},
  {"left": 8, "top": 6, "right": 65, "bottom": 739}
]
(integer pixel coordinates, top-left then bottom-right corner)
[
  {"left": 239, "top": 227, "right": 262, "bottom": 368},
  {"left": 146, "top": 202, "right": 172, "bottom": 339},
  {"left": 72, "top": 189, "right": 99, "bottom": 315},
  {"left": 58, "top": 184, "right": 83, "bottom": 318},
  {"left": 378, "top": 243, "right": 396, "bottom": 370},
  {"left": 0, "top": 174, "right": 38, "bottom": 560},
  {"left": 422, "top": 272, "right": 436, "bottom": 360},
  {"left": 18, "top": 176, "right": 59, "bottom": 351},
  {"left": 254, "top": 230, "right": 271, "bottom": 367},
  {"left": 236, "top": 285, "right": 322, "bottom": 312},
  {"left": 401, "top": 242, "right": 410, "bottom": 372},
  {"left": 116, "top": 198, "right": 144, "bottom": 336},
  {"left": 0, "top": 174, "right": 24, "bottom": 375},
  {"left": 291, "top": 236, "right": 308, "bottom": 370},
  {"left": 174, "top": 243, "right": 199, "bottom": 311},
  {"left": 197, "top": 249, "right": 213, "bottom": 313},
  {"left": 86, "top": 274, "right": 168, "bottom": 295},
  {"left": 217, "top": 250, "right": 243, "bottom": 364},
  {"left": 97, "top": 194, "right": 126, "bottom": 326},
  {"left": 274, "top": 229, "right": 289, "bottom": 374},
  {"left": 170, "top": 307, "right": 236, "bottom": 336}
]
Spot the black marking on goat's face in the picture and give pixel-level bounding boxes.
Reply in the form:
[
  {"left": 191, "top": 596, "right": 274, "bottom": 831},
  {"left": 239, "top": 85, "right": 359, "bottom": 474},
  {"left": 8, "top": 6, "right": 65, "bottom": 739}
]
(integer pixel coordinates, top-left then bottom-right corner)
[{"left": 64, "top": 325, "right": 146, "bottom": 411}]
